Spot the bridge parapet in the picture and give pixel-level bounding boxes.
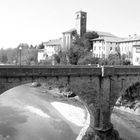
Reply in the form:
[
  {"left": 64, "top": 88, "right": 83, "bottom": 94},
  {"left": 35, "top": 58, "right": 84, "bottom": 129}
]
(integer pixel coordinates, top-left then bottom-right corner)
[
  {"left": 103, "top": 65, "right": 140, "bottom": 76},
  {"left": 0, "top": 65, "right": 140, "bottom": 140},
  {"left": 0, "top": 65, "right": 101, "bottom": 77}
]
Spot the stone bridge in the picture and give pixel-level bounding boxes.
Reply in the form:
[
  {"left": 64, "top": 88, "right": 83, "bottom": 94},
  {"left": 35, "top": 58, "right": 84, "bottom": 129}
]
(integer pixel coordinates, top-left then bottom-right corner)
[{"left": 0, "top": 65, "right": 140, "bottom": 140}]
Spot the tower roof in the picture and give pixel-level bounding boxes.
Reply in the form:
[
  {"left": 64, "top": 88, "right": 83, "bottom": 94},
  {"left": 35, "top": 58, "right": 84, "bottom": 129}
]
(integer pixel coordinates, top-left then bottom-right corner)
[
  {"left": 62, "top": 28, "right": 76, "bottom": 34},
  {"left": 75, "top": 10, "right": 87, "bottom": 14}
]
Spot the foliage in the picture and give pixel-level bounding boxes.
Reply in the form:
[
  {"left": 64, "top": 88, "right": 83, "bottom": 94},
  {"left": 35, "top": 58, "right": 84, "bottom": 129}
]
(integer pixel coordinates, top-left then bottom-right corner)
[
  {"left": 0, "top": 49, "right": 8, "bottom": 63},
  {"left": 82, "top": 31, "right": 99, "bottom": 51},
  {"left": 66, "top": 31, "right": 98, "bottom": 65},
  {"left": 7, "top": 48, "right": 18, "bottom": 64},
  {"left": 107, "top": 52, "right": 131, "bottom": 65},
  {"left": 0, "top": 44, "right": 38, "bottom": 65},
  {"left": 107, "top": 53, "right": 121, "bottom": 65},
  {"left": 38, "top": 43, "right": 45, "bottom": 49},
  {"left": 58, "top": 51, "right": 68, "bottom": 65},
  {"left": 78, "top": 52, "right": 99, "bottom": 65},
  {"left": 39, "top": 59, "right": 52, "bottom": 65},
  {"left": 52, "top": 54, "right": 60, "bottom": 64},
  {"left": 20, "top": 48, "right": 38, "bottom": 65},
  {"left": 17, "top": 43, "right": 29, "bottom": 50},
  {"left": 119, "top": 82, "right": 140, "bottom": 109},
  {"left": 67, "top": 44, "right": 85, "bottom": 65}
]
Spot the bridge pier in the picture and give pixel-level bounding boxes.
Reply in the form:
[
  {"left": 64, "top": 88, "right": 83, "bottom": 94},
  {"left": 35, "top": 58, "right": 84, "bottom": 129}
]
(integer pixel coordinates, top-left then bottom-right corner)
[
  {"left": 78, "top": 76, "right": 121, "bottom": 140},
  {"left": 1, "top": 66, "right": 140, "bottom": 140},
  {"left": 82, "top": 107, "right": 120, "bottom": 140}
]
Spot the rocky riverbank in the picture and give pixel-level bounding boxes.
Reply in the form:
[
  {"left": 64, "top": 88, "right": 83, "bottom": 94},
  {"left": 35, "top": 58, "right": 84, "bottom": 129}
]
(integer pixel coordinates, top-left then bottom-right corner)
[{"left": 116, "top": 97, "right": 140, "bottom": 115}]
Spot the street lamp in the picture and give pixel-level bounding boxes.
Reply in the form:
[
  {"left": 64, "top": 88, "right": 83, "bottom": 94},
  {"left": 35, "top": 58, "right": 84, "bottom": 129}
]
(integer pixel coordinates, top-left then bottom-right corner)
[{"left": 19, "top": 46, "right": 22, "bottom": 67}]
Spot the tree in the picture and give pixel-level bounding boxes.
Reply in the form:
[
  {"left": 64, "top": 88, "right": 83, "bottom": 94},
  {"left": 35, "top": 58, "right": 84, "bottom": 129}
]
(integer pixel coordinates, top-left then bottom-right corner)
[
  {"left": 58, "top": 51, "right": 68, "bottom": 65},
  {"left": 0, "top": 49, "right": 7, "bottom": 63},
  {"left": 107, "top": 53, "right": 121, "bottom": 65},
  {"left": 38, "top": 43, "right": 45, "bottom": 49},
  {"left": 53, "top": 54, "right": 60, "bottom": 64},
  {"left": 15, "top": 43, "right": 38, "bottom": 65},
  {"left": 68, "top": 47, "right": 81, "bottom": 65},
  {"left": 67, "top": 31, "right": 98, "bottom": 65},
  {"left": 120, "top": 54, "right": 131, "bottom": 65},
  {"left": 7, "top": 48, "right": 18, "bottom": 64},
  {"left": 78, "top": 52, "right": 99, "bottom": 65},
  {"left": 82, "top": 31, "right": 99, "bottom": 51}
]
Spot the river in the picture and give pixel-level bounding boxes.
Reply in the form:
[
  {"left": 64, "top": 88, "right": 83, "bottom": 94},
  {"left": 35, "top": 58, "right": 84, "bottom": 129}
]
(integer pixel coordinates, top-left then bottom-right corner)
[{"left": 0, "top": 84, "right": 139, "bottom": 140}]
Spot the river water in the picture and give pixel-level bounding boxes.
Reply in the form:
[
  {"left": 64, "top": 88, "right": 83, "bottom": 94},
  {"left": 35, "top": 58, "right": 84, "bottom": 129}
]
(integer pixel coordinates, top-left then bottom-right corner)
[{"left": 0, "top": 84, "right": 139, "bottom": 140}]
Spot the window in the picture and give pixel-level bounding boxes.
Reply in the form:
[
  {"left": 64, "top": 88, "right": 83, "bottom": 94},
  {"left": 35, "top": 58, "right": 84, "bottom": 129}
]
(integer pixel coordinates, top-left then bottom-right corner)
[
  {"left": 94, "top": 46, "right": 96, "bottom": 50},
  {"left": 102, "top": 54, "right": 105, "bottom": 58},
  {"left": 136, "top": 48, "right": 140, "bottom": 53},
  {"left": 82, "top": 15, "right": 85, "bottom": 18},
  {"left": 136, "top": 57, "right": 139, "bottom": 62},
  {"left": 77, "top": 15, "right": 79, "bottom": 18},
  {"left": 102, "top": 41, "right": 105, "bottom": 45}
]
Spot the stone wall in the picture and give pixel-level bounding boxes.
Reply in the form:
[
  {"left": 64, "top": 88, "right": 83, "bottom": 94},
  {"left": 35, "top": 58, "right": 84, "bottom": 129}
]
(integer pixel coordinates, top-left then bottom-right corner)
[{"left": 0, "top": 65, "right": 140, "bottom": 140}]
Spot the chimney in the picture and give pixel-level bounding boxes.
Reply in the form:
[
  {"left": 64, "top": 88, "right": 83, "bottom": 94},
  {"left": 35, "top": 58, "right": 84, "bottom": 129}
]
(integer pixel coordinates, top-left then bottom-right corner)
[{"left": 134, "top": 34, "right": 137, "bottom": 38}]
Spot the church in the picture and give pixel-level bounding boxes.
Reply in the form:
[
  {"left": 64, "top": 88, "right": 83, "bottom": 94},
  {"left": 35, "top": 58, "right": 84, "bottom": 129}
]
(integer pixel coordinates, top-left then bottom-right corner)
[
  {"left": 62, "top": 10, "right": 118, "bottom": 50},
  {"left": 38, "top": 10, "right": 118, "bottom": 62},
  {"left": 38, "top": 11, "right": 140, "bottom": 65}
]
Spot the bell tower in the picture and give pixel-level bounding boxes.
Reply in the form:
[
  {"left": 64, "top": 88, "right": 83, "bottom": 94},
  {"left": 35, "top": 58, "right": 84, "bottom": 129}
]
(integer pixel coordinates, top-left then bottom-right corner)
[{"left": 75, "top": 11, "right": 87, "bottom": 37}]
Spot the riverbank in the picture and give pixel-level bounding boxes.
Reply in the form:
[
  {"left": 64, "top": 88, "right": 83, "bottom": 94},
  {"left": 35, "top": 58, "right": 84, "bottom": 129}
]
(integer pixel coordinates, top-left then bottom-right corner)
[
  {"left": 1, "top": 82, "right": 140, "bottom": 140},
  {"left": 114, "top": 106, "right": 140, "bottom": 115},
  {"left": 0, "top": 83, "right": 90, "bottom": 140}
]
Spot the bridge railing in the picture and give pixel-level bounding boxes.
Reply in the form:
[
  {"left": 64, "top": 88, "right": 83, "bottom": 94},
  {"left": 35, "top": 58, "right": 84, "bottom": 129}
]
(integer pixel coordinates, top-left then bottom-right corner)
[
  {"left": 0, "top": 65, "right": 140, "bottom": 77},
  {"left": 103, "top": 65, "right": 140, "bottom": 76},
  {"left": 0, "top": 65, "right": 101, "bottom": 77}
]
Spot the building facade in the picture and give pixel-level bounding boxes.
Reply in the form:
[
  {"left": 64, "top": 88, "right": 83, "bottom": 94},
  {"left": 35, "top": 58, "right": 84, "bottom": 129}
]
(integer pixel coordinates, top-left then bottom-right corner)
[
  {"left": 118, "top": 35, "right": 140, "bottom": 62},
  {"left": 132, "top": 44, "right": 140, "bottom": 65},
  {"left": 38, "top": 39, "right": 62, "bottom": 62},
  {"left": 38, "top": 10, "right": 140, "bottom": 65},
  {"left": 92, "top": 36, "right": 119, "bottom": 59},
  {"left": 92, "top": 34, "right": 140, "bottom": 65},
  {"left": 62, "top": 11, "right": 87, "bottom": 50}
]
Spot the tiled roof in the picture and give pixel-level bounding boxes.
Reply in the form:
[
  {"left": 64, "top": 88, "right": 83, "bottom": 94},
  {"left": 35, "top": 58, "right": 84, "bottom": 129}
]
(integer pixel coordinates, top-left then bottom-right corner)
[
  {"left": 92, "top": 36, "right": 120, "bottom": 42},
  {"left": 75, "top": 10, "right": 87, "bottom": 14},
  {"left": 62, "top": 28, "right": 76, "bottom": 34},
  {"left": 63, "top": 28, "right": 117, "bottom": 38},
  {"left": 87, "top": 30, "right": 117, "bottom": 37},
  {"left": 117, "top": 35, "right": 140, "bottom": 42},
  {"left": 43, "top": 39, "right": 62, "bottom": 46}
]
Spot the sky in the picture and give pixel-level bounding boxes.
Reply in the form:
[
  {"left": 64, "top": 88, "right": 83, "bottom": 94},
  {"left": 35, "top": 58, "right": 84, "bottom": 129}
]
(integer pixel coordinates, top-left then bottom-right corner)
[{"left": 0, "top": 0, "right": 140, "bottom": 49}]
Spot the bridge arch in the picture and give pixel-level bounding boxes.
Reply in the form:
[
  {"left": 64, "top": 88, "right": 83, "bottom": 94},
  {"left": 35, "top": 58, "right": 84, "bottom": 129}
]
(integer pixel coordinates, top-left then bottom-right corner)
[
  {"left": 0, "top": 73, "right": 101, "bottom": 139},
  {"left": 120, "top": 76, "right": 140, "bottom": 97},
  {"left": 116, "top": 81, "right": 140, "bottom": 108},
  {"left": 1, "top": 65, "right": 140, "bottom": 140},
  {"left": 0, "top": 76, "right": 62, "bottom": 95}
]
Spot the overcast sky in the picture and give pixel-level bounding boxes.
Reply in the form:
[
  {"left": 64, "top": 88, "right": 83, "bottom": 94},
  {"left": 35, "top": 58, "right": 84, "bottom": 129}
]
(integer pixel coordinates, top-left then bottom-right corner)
[{"left": 0, "top": 0, "right": 140, "bottom": 48}]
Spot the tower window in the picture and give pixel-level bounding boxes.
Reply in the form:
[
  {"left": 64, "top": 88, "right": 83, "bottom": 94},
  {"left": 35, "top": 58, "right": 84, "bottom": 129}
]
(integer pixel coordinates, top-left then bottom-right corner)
[
  {"left": 77, "top": 15, "right": 79, "bottom": 18},
  {"left": 82, "top": 15, "right": 85, "bottom": 18}
]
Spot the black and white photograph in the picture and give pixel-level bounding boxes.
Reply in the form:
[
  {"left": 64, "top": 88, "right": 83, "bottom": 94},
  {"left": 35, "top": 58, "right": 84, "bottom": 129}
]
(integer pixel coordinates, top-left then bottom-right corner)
[{"left": 0, "top": 0, "right": 140, "bottom": 140}]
